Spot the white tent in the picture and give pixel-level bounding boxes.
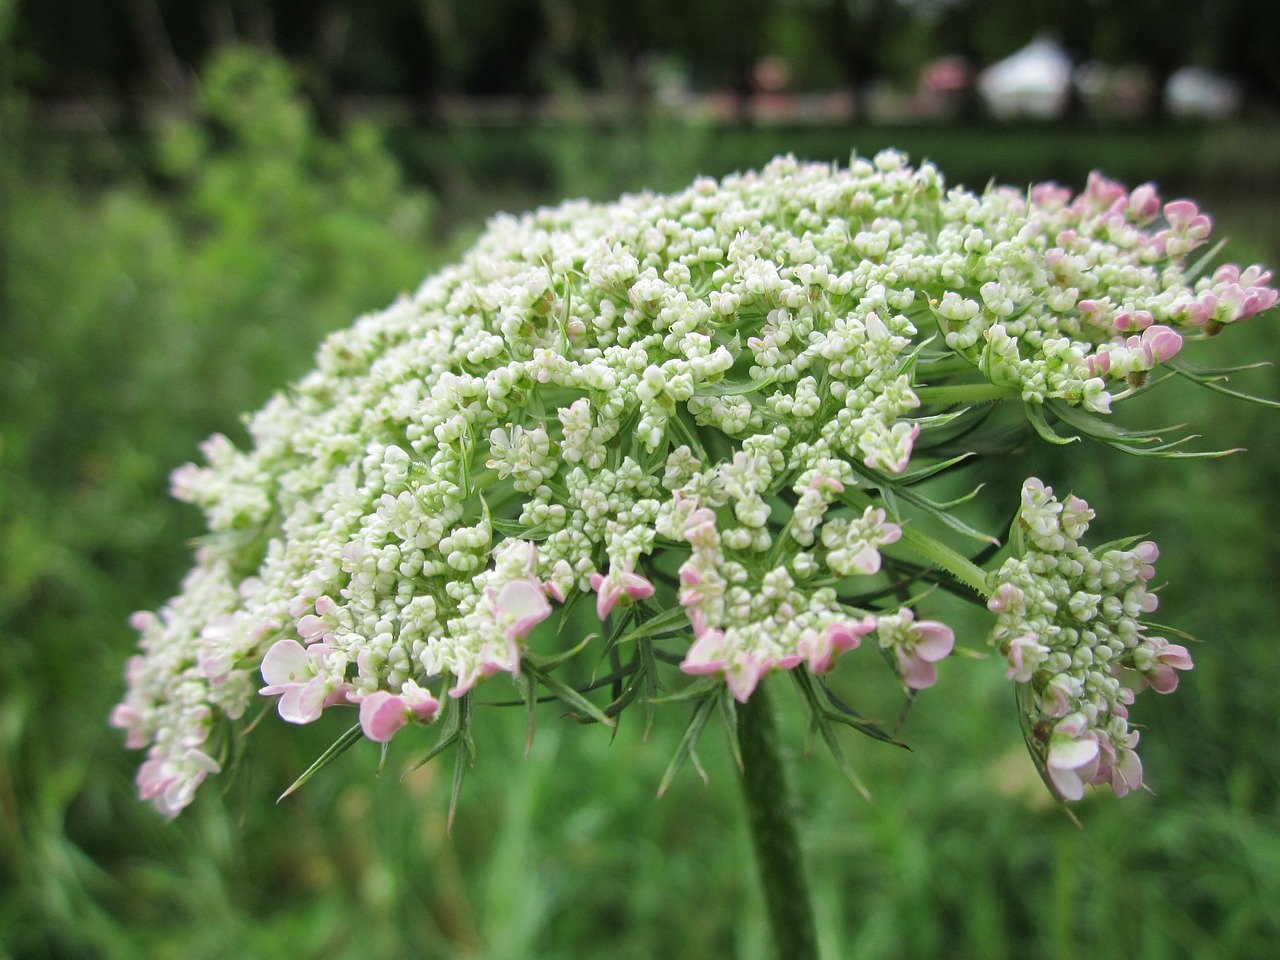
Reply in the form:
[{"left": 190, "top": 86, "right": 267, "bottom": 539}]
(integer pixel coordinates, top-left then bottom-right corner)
[{"left": 978, "top": 39, "right": 1073, "bottom": 120}]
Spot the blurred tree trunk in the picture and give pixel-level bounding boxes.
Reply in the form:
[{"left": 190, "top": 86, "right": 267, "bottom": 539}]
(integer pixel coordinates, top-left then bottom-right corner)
[
  {"left": 0, "top": 0, "right": 15, "bottom": 328},
  {"left": 125, "top": 0, "right": 187, "bottom": 97}
]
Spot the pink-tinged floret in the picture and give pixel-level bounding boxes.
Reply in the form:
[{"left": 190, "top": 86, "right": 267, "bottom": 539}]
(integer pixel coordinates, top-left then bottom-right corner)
[
  {"left": 1126, "top": 182, "right": 1161, "bottom": 222},
  {"left": 492, "top": 580, "right": 552, "bottom": 641},
  {"left": 358, "top": 680, "right": 440, "bottom": 742},
  {"left": 1046, "top": 714, "right": 1101, "bottom": 801},
  {"left": 259, "top": 638, "right": 349, "bottom": 724},
  {"left": 590, "top": 568, "right": 656, "bottom": 620},
  {"left": 1137, "top": 636, "right": 1194, "bottom": 694},
  {"left": 879, "top": 609, "right": 956, "bottom": 690},
  {"left": 798, "top": 617, "right": 876, "bottom": 674}
]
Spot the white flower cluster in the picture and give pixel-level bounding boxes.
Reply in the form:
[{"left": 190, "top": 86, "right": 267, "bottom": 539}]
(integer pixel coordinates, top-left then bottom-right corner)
[
  {"left": 987, "top": 479, "right": 1193, "bottom": 800},
  {"left": 113, "top": 151, "right": 1274, "bottom": 815}
]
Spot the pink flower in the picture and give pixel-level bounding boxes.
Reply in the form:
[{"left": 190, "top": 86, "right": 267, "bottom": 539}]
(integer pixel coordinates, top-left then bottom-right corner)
[
  {"left": 879, "top": 609, "right": 955, "bottom": 690},
  {"left": 358, "top": 680, "right": 440, "bottom": 742},
  {"left": 1126, "top": 183, "right": 1161, "bottom": 222},
  {"left": 1030, "top": 182, "right": 1072, "bottom": 208},
  {"left": 1046, "top": 714, "right": 1100, "bottom": 801},
  {"left": 447, "top": 579, "right": 556, "bottom": 698},
  {"left": 864, "top": 422, "right": 921, "bottom": 474},
  {"left": 1103, "top": 732, "right": 1144, "bottom": 798},
  {"left": 1112, "top": 308, "right": 1153, "bottom": 333},
  {"left": 1163, "top": 199, "right": 1212, "bottom": 239},
  {"left": 259, "top": 639, "right": 349, "bottom": 724},
  {"left": 1004, "top": 633, "right": 1046, "bottom": 683},
  {"left": 809, "top": 473, "right": 845, "bottom": 494},
  {"left": 491, "top": 580, "right": 552, "bottom": 641},
  {"left": 1134, "top": 540, "right": 1158, "bottom": 581},
  {"left": 296, "top": 595, "right": 338, "bottom": 644},
  {"left": 799, "top": 617, "right": 875, "bottom": 674},
  {"left": 681, "top": 624, "right": 730, "bottom": 677},
  {"left": 680, "top": 635, "right": 765, "bottom": 703},
  {"left": 1138, "top": 636, "right": 1194, "bottom": 694},
  {"left": 1139, "top": 325, "right": 1182, "bottom": 364},
  {"left": 1082, "top": 171, "right": 1128, "bottom": 212},
  {"left": 724, "top": 652, "right": 768, "bottom": 702},
  {"left": 136, "top": 748, "right": 221, "bottom": 818},
  {"left": 986, "top": 582, "right": 1024, "bottom": 616},
  {"left": 589, "top": 568, "right": 656, "bottom": 620}
]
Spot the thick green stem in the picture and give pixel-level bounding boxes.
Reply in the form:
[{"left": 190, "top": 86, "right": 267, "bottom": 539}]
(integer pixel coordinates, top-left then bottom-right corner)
[{"left": 737, "top": 686, "right": 820, "bottom": 960}]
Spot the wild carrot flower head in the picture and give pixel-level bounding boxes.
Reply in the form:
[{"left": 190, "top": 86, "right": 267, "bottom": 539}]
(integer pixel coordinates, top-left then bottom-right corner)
[{"left": 112, "top": 152, "right": 1273, "bottom": 815}]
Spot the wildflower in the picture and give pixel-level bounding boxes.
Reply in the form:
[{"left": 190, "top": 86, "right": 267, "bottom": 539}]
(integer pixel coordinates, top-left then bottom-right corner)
[
  {"left": 590, "top": 568, "right": 656, "bottom": 619},
  {"left": 358, "top": 680, "right": 441, "bottom": 742},
  {"left": 876, "top": 609, "right": 956, "bottom": 690},
  {"left": 113, "top": 152, "right": 1274, "bottom": 815},
  {"left": 259, "top": 639, "right": 350, "bottom": 724}
]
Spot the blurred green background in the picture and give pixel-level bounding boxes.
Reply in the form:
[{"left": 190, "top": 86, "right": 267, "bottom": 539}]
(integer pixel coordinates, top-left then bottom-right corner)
[{"left": 2, "top": 2, "right": 1280, "bottom": 958}]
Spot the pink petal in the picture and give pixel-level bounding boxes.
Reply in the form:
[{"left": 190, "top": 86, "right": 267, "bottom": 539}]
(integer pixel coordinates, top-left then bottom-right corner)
[
  {"left": 360, "top": 692, "right": 408, "bottom": 743},
  {"left": 296, "top": 614, "right": 330, "bottom": 642},
  {"left": 260, "top": 639, "right": 311, "bottom": 687},
  {"left": 681, "top": 627, "right": 728, "bottom": 675},
  {"left": 620, "top": 571, "right": 655, "bottom": 601},
  {"left": 725, "top": 653, "right": 766, "bottom": 703},
  {"left": 897, "top": 649, "right": 938, "bottom": 690},
  {"left": 1048, "top": 764, "right": 1085, "bottom": 801},
  {"left": 1110, "top": 748, "right": 1143, "bottom": 797},
  {"left": 1049, "top": 735, "right": 1099, "bottom": 771},
  {"left": 912, "top": 621, "right": 955, "bottom": 662},
  {"left": 277, "top": 678, "right": 327, "bottom": 724},
  {"left": 590, "top": 573, "right": 619, "bottom": 619},
  {"left": 496, "top": 580, "right": 552, "bottom": 639}
]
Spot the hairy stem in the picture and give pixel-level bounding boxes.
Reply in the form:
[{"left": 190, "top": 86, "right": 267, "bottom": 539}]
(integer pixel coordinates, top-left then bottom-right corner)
[{"left": 737, "top": 685, "right": 820, "bottom": 960}]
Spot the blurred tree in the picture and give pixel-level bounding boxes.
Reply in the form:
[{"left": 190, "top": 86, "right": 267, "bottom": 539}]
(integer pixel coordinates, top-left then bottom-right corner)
[{"left": 6, "top": 0, "right": 1280, "bottom": 114}]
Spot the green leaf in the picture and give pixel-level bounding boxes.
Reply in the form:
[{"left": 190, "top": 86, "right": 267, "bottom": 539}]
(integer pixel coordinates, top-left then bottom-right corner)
[
  {"left": 277, "top": 722, "right": 364, "bottom": 803},
  {"left": 447, "top": 718, "right": 475, "bottom": 834},
  {"left": 1165, "top": 358, "right": 1271, "bottom": 378},
  {"left": 893, "top": 452, "right": 975, "bottom": 486},
  {"left": 522, "top": 632, "right": 597, "bottom": 671},
  {"left": 491, "top": 517, "right": 552, "bottom": 539},
  {"left": 1046, "top": 399, "right": 1172, "bottom": 442},
  {"left": 649, "top": 675, "right": 721, "bottom": 704},
  {"left": 407, "top": 691, "right": 469, "bottom": 773},
  {"left": 1024, "top": 401, "right": 1078, "bottom": 445},
  {"left": 890, "top": 484, "right": 1000, "bottom": 547},
  {"left": 717, "top": 692, "right": 742, "bottom": 771},
  {"left": 618, "top": 605, "right": 694, "bottom": 644},
  {"left": 524, "top": 658, "right": 616, "bottom": 728},
  {"left": 1184, "top": 236, "right": 1228, "bottom": 282},
  {"left": 1166, "top": 360, "right": 1280, "bottom": 408},
  {"left": 657, "top": 693, "right": 718, "bottom": 797},
  {"left": 790, "top": 671, "right": 871, "bottom": 800},
  {"left": 638, "top": 637, "right": 661, "bottom": 738},
  {"left": 693, "top": 372, "right": 780, "bottom": 397},
  {"left": 816, "top": 677, "right": 911, "bottom": 749},
  {"left": 896, "top": 523, "right": 991, "bottom": 597}
]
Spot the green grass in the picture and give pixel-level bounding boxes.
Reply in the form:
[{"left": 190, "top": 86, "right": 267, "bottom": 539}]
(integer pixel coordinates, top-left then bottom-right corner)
[{"left": 4, "top": 47, "right": 1280, "bottom": 960}]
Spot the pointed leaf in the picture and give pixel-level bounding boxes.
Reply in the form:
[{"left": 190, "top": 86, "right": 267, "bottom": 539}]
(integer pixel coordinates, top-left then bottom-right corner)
[
  {"left": 1166, "top": 361, "right": 1280, "bottom": 408},
  {"left": 657, "top": 694, "right": 717, "bottom": 797},
  {"left": 278, "top": 723, "right": 364, "bottom": 803},
  {"left": 525, "top": 660, "right": 616, "bottom": 728},
  {"left": 1024, "top": 401, "right": 1078, "bottom": 445},
  {"left": 618, "top": 605, "right": 694, "bottom": 644}
]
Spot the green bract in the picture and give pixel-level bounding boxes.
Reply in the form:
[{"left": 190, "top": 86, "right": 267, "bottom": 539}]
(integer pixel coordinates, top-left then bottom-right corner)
[{"left": 113, "top": 151, "right": 1276, "bottom": 817}]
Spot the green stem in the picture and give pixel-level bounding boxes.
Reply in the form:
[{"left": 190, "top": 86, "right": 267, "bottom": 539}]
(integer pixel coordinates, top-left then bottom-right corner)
[
  {"left": 915, "top": 383, "right": 1021, "bottom": 405},
  {"left": 896, "top": 523, "right": 991, "bottom": 598},
  {"left": 737, "top": 685, "right": 820, "bottom": 960}
]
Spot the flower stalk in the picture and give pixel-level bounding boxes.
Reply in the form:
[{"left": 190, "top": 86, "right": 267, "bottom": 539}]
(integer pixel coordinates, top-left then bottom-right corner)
[{"left": 737, "top": 685, "right": 820, "bottom": 960}]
